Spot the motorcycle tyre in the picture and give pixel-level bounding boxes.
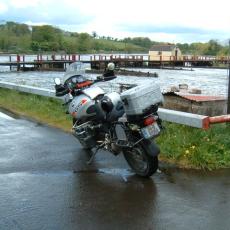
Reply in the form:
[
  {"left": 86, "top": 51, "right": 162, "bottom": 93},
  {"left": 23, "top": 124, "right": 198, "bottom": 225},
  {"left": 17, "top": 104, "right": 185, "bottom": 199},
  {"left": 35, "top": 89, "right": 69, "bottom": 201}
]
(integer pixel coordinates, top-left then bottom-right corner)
[{"left": 123, "top": 144, "right": 158, "bottom": 177}]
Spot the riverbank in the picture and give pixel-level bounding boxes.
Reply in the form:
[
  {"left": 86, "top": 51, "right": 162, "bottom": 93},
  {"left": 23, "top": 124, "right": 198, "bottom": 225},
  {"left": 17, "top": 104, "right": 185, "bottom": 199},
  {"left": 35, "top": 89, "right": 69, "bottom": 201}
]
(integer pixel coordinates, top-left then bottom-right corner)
[{"left": 1, "top": 87, "right": 229, "bottom": 170}]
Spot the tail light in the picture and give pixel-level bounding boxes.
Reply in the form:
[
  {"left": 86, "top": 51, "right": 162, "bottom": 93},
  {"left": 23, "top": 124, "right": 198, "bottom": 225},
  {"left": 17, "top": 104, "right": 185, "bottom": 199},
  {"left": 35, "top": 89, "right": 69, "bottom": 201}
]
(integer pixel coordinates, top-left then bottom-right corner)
[{"left": 143, "top": 116, "right": 156, "bottom": 126}]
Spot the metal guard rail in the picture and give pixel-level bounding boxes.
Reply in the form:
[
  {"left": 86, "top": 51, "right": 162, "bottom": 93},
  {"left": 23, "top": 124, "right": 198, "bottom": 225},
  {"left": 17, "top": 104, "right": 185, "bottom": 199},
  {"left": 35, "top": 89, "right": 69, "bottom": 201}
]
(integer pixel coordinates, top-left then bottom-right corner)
[{"left": 0, "top": 81, "right": 229, "bottom": 129}]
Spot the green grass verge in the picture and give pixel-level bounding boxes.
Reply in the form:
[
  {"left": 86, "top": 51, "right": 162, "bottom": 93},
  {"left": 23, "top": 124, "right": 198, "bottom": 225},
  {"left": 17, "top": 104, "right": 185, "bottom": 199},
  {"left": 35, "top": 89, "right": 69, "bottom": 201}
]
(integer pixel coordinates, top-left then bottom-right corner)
[
  {"left": 157, "top": 122, "right": 230, "bottom": 169},
  {"left": 1, "top": 87, "right": 229, "bottom": 170},
  {"left": 0, "top": 88, "right": 72, "bottom": 132}
]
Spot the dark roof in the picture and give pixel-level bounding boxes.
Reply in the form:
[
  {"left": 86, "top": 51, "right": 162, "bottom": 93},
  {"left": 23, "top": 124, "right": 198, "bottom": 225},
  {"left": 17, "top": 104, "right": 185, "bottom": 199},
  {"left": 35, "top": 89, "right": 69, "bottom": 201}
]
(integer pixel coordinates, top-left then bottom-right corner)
[{"left": 149, "top": 45, "right": 176, "bottom": 51}]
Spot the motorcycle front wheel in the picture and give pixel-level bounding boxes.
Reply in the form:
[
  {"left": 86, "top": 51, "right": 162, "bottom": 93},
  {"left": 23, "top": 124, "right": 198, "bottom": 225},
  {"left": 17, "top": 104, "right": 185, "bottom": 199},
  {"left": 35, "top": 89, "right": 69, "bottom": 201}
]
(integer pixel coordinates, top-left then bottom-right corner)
[{"left": 123, "top": 144, "right": 158, "bottom": 177}]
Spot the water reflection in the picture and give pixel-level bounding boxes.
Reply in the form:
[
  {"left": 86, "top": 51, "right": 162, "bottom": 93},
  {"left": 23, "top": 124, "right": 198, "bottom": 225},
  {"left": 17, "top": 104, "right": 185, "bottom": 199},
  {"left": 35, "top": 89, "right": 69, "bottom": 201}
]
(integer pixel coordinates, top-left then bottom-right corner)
[{"left": 69, "top": 172, "right": 157, "bottom": 229}]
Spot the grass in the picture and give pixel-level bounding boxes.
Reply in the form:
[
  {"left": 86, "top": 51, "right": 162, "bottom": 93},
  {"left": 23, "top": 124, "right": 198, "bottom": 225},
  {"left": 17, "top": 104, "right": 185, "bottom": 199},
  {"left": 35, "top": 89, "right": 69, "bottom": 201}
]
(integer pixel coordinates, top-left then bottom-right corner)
[
  {"left": 157, "top": 122, "right": 230, "bottom": 169},
  {"left": 1, "top": 87, "right": 230, "bottom": 170},
  {"left": 0, "top": 88, "right": 72, "bottom": 132}
]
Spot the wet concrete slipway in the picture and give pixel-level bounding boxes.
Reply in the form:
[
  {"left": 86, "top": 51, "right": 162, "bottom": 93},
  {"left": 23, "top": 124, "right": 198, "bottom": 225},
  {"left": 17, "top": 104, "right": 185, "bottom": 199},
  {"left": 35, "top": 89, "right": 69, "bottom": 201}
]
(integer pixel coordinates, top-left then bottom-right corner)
[{"left": 0, "top": 111, "right": 230, "bottom": 230}]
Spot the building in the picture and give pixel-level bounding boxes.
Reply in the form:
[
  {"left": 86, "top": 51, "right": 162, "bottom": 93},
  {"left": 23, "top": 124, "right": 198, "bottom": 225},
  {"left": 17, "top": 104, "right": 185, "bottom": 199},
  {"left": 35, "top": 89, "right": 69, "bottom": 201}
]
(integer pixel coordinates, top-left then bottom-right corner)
[
  {"left": 163, "top": 92, "right": 227, "bottom": 116},
  {"left": 149, "top": 44, "right": 182, "bottom": 61}
]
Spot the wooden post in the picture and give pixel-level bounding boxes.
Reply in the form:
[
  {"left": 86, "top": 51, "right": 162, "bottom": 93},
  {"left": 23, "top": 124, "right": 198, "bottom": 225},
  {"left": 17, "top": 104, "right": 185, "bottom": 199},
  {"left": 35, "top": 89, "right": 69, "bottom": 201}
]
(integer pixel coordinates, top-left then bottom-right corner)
[
  {"left": 227, "top": 39, "right": 230, "bottom": 115},
  {"left": 17, "top": 55, "right": 20, "bottom": 63},
  {"left": 16, "top": 55, "right": 20, "bottom": 71},
  {"left": 72, "top": 54, "right": 76, "bottom": 61},
  {"left": 23, "top": 55, "right": 25, "bottom": 70},
  {"left": 9, "top": 55, "right": 12, "bottom": 71}
]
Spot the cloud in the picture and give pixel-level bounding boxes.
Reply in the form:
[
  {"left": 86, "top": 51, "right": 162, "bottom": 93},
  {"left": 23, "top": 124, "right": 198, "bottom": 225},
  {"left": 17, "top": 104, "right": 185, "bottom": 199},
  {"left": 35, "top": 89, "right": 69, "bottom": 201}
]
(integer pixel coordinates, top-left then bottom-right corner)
[
  {"left": 0, "top": 0, "right": 94, "bottom": 26},
  {"left": 119, "top": 24, "right": 216, "bottom": 35},
  {"left": 9, "top": 0, "right": 40, "bottom": 9},
  {"left": 0, "top": 2, "right": 8, "bottom": 13},
  {"left": 0, "top": 0, "right": 229, "bottom": 43}
]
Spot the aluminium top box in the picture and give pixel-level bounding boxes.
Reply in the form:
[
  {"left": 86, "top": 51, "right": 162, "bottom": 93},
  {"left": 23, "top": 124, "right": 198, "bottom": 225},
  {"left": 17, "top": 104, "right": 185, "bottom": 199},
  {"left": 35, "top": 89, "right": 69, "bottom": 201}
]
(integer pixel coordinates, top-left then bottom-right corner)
[{"left": 120, "top": 84, "right": 163, "bottom": 115}]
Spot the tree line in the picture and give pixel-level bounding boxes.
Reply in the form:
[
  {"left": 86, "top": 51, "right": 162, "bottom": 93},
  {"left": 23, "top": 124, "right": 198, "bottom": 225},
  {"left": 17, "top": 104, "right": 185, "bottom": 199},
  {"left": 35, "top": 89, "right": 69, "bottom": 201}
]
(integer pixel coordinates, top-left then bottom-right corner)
[{"left": 0, "top": 21, "right": 228, "bottom": 55}]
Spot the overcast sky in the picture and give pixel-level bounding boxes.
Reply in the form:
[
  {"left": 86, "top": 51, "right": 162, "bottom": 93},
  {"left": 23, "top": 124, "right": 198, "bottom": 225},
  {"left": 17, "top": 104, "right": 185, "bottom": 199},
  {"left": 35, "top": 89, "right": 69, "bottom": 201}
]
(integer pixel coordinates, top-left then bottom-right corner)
[{"left": 0, "top": 0, "right": 229, "bottom": 43}]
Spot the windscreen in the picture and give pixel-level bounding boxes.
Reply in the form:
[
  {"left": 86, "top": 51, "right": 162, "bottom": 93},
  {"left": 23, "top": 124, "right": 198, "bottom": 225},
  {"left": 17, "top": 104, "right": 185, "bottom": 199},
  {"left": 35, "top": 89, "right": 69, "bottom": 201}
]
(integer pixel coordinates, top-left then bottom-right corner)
[
  {"left": 63, "top": 61, "right": 87, "bottom": 84},
  {"left": 66, "top": 62, "right": 85, "bottom": 76}
]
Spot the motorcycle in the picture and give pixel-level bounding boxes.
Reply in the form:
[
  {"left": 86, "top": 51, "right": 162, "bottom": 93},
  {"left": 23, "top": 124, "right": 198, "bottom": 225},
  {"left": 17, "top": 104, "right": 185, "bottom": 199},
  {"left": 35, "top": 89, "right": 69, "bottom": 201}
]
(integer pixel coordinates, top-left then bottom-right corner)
[{"left": 54, "top": 62, "right": 163, "bottom": 177}]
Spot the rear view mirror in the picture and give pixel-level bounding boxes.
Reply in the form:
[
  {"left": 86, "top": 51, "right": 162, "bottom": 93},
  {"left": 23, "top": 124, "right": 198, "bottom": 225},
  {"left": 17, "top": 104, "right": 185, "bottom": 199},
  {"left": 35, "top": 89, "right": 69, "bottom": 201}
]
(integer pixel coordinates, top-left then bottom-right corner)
[{"left": 54, "top": 78, "right": 61, "bottom": 85}]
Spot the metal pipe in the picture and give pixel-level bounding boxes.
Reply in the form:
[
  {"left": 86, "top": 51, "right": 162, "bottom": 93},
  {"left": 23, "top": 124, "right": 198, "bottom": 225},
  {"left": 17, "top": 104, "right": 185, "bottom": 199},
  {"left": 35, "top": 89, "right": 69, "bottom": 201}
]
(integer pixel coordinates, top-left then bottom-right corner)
[
  {"left": 209, "top": 115, "right": 230, "bottom": 124},
  {"left": 227, "top": 39, "right": 230, "bottom": 114}
]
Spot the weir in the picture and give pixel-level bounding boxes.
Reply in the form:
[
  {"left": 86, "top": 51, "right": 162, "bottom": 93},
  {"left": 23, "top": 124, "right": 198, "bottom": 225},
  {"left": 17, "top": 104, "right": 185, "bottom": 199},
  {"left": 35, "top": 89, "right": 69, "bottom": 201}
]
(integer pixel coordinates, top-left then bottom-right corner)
[{"left": 0, "top": 54, "right": 229, "bottom": 71}]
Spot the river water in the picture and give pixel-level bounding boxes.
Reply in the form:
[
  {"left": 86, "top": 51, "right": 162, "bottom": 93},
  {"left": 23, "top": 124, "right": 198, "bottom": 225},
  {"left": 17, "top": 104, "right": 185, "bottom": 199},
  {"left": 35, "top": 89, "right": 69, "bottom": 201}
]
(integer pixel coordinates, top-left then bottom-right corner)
[{"left": 0, "top": 55, "right": 229, "bottom": 96}]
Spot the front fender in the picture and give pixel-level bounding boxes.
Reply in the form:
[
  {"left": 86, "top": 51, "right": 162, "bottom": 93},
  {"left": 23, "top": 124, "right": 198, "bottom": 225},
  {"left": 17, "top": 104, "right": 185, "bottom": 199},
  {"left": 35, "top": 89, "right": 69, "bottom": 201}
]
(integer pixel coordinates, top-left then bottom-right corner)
[{"left": 142, "top": 139, "right": 160, "bottom": 157}]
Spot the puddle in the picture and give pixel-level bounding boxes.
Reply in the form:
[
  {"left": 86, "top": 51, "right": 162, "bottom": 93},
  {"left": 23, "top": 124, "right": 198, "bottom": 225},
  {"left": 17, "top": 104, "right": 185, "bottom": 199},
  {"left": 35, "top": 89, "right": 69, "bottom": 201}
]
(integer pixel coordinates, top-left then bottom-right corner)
[
  {"left": 98, "top": 168, "right": 135, "bottom": 182},
  {"left": 73, "top": 168, "right": 135, "bottom": 182}
]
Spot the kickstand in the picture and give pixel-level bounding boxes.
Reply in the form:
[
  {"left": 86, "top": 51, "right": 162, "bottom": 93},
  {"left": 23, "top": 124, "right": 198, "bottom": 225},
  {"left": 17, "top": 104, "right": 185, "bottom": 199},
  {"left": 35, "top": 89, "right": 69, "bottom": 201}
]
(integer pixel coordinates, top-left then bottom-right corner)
[{"left": 87, "top": 143, "right": 105, "bottom": 165}]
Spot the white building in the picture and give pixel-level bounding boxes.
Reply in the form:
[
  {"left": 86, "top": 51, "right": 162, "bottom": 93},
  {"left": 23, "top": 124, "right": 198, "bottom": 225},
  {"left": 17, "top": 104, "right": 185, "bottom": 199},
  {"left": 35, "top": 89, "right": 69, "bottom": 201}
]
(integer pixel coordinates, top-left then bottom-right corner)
[{"left": 149, "top": 45, "right": 182, "bottom": 61}]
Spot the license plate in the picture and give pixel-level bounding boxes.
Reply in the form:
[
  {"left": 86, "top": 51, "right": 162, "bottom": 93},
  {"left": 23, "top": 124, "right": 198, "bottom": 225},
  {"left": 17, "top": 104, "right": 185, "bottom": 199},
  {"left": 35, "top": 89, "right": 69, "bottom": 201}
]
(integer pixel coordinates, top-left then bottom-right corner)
[{"left": 141, "top": 123, "right": 160, "bottom": 139}]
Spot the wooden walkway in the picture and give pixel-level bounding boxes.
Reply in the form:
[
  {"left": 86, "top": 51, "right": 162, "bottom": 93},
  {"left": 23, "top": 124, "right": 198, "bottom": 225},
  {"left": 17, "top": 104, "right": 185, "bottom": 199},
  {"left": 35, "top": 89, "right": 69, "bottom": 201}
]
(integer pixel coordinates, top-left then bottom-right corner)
[{"left": 0, "top": 54, "right": 229, "bottom": 71}]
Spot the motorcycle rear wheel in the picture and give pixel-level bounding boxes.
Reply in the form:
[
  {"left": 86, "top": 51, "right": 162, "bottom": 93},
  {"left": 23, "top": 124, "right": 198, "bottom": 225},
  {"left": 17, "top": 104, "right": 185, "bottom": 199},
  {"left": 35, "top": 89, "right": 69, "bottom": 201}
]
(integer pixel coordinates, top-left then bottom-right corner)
[{"left": 123, "top": 144, "right": 158, "bottom": 177}]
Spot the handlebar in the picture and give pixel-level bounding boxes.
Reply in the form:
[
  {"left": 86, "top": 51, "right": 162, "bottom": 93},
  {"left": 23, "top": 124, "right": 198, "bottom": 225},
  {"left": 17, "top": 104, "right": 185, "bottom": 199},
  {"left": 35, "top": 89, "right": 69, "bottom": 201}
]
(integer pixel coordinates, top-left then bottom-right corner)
[
  {"left": 55, "top": 74, "right": 117, "bottom": 97},
  {"left": 55, "top": 85, "right": 69, "bottom": 97},
  {"left": 96, "top": 75, "right": 117, "bottom": 82}
]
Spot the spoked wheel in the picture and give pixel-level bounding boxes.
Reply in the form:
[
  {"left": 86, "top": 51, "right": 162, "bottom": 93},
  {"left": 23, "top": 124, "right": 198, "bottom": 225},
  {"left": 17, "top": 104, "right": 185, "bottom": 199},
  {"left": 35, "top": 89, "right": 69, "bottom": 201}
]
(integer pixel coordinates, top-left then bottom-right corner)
[{"left": 123, "top": 144, "right": 158, "bottom": 177}]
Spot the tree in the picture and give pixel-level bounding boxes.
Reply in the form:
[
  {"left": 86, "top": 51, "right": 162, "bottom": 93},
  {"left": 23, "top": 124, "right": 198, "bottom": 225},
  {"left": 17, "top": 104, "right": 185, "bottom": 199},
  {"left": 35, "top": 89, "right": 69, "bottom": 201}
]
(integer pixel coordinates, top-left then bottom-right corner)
[
  {"left": 77, "top": 33, "right": 92, "bottom": 52},
  {"left": 0, "top": 21, "right": 31, "bottom": 52},
  {"left": 92, "top": 31, "right": 97, "bottom": 39},
  {"left": 31, "top": 25, "right": 63, "bottom": 51},
  {"left": 205, "top": 40, "right": 222, "bottom": 56}
]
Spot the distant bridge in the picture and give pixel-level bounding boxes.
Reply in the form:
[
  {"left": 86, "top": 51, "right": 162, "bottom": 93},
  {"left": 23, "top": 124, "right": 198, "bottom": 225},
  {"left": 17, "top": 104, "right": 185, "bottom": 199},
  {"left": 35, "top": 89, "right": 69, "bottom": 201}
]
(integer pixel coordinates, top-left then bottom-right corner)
[{"left": 0, "top": 54, "right": 229, "bottom": 71}]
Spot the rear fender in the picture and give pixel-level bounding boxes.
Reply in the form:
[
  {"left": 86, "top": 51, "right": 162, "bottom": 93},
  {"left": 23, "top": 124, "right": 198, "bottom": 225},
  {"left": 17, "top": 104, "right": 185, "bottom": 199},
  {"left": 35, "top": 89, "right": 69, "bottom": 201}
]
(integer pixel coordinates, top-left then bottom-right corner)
[{"left": 142, "top": 139, "right": 160, "bottom": 157}]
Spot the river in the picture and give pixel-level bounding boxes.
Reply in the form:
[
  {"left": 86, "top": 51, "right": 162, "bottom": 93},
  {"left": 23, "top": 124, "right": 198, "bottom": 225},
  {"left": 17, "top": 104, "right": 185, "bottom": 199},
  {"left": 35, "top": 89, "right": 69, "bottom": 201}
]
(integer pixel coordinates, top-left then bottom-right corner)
[{"left": 0, "top": 56, "right": 229, "bottom": 96}]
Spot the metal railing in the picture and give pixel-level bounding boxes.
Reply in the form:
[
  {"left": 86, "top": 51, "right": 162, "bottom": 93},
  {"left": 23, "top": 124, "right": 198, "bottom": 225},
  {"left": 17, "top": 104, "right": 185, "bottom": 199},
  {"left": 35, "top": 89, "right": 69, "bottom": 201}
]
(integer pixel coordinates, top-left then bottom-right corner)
[{"left": 1, "top": 54, "right": 229, "bottom": 63}]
